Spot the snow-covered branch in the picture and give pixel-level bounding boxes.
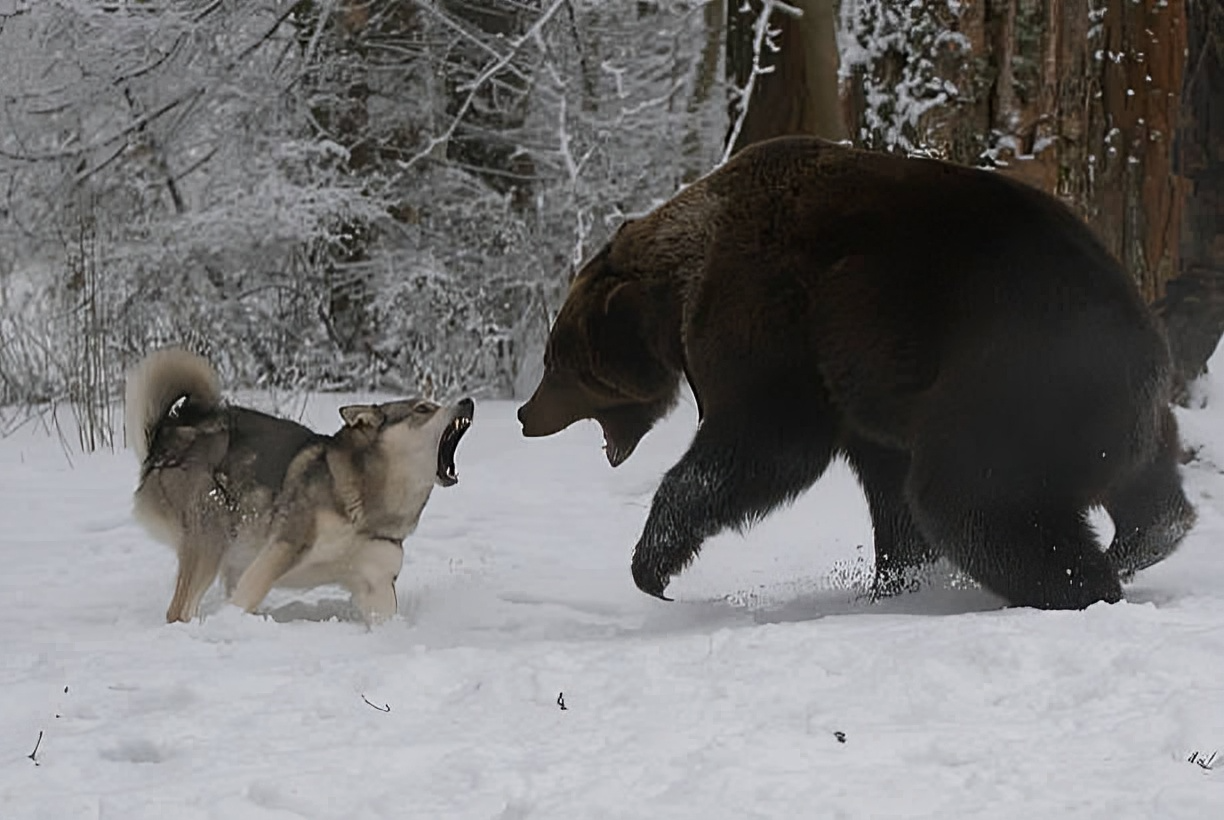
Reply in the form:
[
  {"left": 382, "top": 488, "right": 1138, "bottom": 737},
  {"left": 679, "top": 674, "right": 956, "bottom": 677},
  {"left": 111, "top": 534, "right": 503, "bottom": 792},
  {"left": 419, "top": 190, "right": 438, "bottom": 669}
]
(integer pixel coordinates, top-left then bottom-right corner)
[
  {"left": 396, "top": 0, "right": 568, "bottom": 175},
  {"left": 0, "top": 0, "right": 728, "bottom": 404}
]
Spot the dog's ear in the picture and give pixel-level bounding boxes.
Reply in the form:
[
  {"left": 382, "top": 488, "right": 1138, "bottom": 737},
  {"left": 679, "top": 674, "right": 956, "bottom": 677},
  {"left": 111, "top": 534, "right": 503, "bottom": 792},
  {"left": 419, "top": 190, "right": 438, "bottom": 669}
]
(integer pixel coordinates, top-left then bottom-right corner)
[{"left": 340, "top": 404, "right": 385, "bottom": 428}]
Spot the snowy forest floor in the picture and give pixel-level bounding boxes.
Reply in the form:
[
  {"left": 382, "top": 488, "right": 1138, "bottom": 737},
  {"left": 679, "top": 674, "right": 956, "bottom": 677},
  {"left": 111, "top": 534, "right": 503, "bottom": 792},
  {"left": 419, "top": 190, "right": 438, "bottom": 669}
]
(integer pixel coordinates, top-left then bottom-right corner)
[{"left": 2, "top": 362, "right": 1223, "bottom": 819}]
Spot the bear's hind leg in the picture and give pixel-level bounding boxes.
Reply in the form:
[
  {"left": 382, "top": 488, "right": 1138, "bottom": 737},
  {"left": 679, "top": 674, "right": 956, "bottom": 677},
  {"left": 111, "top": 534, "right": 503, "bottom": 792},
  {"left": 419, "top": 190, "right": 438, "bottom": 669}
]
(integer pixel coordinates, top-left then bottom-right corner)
[
  {"left": 1105, "top": 407, "right": 1196, "bottom": 580},
  {"left": 631, "top": 402, "right": 837, "bottom": 599},
  {"left": 843, "top": 436, "right": 937, "bottom": 598},
  {"left": 907, "top": 441, "right": 1122, "bottom": 610}
]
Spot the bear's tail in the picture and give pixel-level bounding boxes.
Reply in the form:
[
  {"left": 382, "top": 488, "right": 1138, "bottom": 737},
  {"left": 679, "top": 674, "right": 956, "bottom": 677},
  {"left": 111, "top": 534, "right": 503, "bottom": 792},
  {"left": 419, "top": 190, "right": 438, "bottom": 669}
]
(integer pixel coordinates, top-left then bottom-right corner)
[{"left": 124, "top": 348, "right": 222, "bottom": 463}]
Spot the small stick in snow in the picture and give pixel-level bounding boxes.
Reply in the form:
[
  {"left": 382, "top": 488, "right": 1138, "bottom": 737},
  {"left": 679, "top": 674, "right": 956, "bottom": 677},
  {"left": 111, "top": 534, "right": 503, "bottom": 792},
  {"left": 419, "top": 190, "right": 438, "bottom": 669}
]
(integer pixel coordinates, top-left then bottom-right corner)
[
  {"left": 557, "top": 692, "right": 567, "bottom": 711},
  {"left": 1188, "top": 750, "right": 1217, "bottom": 770},
  {"left": 28, "top": 730, "right": 43, "bottom": 766},
  {"left": 361, "top": 695, "right": 391, "bottom": 713},
  {"left": 833, "top": 731, "right": 847, "bottom": 744}
]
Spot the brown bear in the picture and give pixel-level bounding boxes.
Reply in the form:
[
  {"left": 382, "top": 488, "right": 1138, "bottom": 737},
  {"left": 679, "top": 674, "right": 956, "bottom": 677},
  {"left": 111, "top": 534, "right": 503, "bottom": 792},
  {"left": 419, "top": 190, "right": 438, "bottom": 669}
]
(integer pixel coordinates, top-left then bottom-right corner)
[{"left": 517, "top": 136, "right": 1196, "bottom": 610}]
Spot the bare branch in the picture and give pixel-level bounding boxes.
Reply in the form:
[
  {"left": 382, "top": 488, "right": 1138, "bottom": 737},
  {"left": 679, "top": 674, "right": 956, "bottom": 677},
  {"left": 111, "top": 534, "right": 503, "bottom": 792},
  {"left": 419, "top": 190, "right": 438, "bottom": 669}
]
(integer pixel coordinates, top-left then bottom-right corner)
[
  {"left": 232, "top": 2, "right": 300, "bottom": 66},
  {"left": 395, "top": 0, "right": 568, "bottom": 175},
  {"left": 412, "top": 0, "right": 531, "bottom": 85},
  {"left": 0, "top": 90, "right": 201, "bottom": 164}
]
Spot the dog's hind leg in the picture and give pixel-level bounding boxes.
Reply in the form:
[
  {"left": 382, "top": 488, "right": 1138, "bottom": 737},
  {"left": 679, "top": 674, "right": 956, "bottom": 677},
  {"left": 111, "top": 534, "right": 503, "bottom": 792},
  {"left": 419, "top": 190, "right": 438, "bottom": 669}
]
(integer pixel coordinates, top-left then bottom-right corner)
[
  {"left": 229, "top": 508, "right": 316, "bottom": 614},
  {"left": 166, "top": 538, "right": 224, "bottom": 623},
  {"left": 228, "top": 539, "right": 305, "bottom": 614},
  {"left": 222, "top": 565, "right": 242, "bottom": 597}
]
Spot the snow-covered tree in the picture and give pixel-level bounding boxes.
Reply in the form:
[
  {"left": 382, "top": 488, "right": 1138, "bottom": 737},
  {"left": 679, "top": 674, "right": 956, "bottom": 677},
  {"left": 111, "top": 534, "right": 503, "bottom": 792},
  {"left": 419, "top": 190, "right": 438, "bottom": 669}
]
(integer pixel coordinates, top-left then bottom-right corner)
[{"left": 0, "top": 0, "right": 726, "bottom": 423}]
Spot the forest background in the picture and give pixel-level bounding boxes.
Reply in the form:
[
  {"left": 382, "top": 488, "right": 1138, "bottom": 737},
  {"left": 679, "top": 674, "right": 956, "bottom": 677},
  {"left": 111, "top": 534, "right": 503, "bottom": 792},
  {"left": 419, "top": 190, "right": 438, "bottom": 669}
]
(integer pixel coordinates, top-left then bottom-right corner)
[{"left": 0, "top": 0, "right": 1220, "bottom": 450}]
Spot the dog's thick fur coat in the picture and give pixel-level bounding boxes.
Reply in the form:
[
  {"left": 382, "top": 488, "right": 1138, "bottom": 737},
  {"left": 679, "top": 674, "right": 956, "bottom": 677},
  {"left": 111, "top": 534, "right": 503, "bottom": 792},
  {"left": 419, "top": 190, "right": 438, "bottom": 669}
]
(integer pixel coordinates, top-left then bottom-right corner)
[
  {"left": 126, "top": 348, "right": 472, "bottom": 623},
  {"left": 518, "top": 136, "right": 1195, "bottom": 610}
]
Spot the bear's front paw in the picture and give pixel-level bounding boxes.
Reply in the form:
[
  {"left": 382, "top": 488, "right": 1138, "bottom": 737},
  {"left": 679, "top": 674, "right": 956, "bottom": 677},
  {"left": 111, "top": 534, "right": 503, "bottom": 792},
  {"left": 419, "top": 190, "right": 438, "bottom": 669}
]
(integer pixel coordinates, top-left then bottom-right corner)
[{"left": 631, "top": 549, "right": 675, "bottom": 601}]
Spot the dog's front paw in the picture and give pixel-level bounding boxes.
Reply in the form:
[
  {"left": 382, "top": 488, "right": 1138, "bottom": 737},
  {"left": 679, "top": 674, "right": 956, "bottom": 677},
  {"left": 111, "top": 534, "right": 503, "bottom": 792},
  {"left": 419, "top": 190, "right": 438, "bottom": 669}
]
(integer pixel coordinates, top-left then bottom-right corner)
[{"left": 208, "top": 602, "right": 253, "bottom": 624}]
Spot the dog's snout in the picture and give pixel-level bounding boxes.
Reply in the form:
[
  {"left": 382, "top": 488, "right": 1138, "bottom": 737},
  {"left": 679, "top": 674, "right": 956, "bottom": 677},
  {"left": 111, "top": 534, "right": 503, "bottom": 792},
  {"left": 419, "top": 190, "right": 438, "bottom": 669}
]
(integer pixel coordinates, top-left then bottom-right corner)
[{"left": 458, "top": 397, "right": 475, "bottom": 415}]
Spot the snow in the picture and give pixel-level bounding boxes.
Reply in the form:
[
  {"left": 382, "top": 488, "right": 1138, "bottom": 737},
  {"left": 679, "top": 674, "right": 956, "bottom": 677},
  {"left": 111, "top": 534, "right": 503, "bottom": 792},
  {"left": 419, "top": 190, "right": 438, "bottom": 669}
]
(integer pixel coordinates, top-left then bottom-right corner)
[{"left": 3, "top": 369, "right": 1224, "bottom": 819}]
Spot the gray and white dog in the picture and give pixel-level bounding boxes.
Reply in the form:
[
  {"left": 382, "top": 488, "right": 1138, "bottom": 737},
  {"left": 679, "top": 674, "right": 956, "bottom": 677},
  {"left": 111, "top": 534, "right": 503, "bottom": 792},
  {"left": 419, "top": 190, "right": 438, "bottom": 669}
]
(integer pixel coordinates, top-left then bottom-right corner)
[{"left": 125, "top": 348, "right": 473, "bottom": 624}]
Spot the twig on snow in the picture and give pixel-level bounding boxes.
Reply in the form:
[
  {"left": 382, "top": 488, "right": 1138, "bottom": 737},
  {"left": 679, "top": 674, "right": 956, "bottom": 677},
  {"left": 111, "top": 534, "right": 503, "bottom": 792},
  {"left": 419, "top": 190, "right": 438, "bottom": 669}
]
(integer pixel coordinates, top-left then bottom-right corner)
[
  {"left": 28, "top": 731, "right": 43, "bottom": 766},
  {"left": 557, "top": 692, "right": 567, "bottom": 711},
  {"left": 361, "top": 694, "right": 391, "bottom": 713},
  {"left": 1188, "top": 750, "right": 1217, "bottom": 771}
]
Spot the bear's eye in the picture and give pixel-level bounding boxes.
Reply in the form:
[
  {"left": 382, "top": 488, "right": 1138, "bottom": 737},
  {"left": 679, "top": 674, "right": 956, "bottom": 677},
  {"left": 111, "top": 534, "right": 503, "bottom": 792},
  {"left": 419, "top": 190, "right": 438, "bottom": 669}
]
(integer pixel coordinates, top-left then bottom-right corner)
[{"left": 414, "top": 402, "right": 434, "bottom": 415}]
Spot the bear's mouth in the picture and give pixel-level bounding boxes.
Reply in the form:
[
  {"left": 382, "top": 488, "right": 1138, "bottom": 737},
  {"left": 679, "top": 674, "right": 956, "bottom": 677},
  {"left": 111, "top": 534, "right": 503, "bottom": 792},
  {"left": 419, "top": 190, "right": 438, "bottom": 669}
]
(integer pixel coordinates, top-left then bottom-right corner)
[
  {"left": 436, "top": 400, "right": 474, "bottom": 486},
  {"left": 596, "top": 407, "right": 652, "bottom": 468},
  {"left": 600, "top": 426, "right": 637, "bottom": 467}
]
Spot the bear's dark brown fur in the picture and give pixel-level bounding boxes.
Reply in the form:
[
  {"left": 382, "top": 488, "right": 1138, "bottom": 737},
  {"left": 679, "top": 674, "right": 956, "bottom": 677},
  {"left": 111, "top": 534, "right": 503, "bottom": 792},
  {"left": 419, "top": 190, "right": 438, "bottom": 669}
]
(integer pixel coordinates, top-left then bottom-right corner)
[{"left": 518, "top": 136, "right": 1196, "bottom": 609}]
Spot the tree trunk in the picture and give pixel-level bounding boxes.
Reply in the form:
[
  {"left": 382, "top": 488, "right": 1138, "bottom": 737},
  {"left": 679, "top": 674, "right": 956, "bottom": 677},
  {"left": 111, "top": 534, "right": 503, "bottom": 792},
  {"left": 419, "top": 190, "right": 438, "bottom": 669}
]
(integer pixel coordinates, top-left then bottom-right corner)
[
  {"left": 683, "top": 0, "right": 726, "bottom": 181},
  {"left": 290, "top": 0, "right": 425, "bottom": 356},
  {"left": 1091, "top": 0, "right": 1186, "bottom": 303},
  {"left": 842, "top": 0, "right": 1186, "bottom": 299},
  {"left": 726, "top": 0, "right": 846, "bottom": 157},
  {"left": 1155, "top": 0, "right": 1224, "bottom": 395},
  {"left": 841, "top": 1, "right": 1224, "bottom": 392}
]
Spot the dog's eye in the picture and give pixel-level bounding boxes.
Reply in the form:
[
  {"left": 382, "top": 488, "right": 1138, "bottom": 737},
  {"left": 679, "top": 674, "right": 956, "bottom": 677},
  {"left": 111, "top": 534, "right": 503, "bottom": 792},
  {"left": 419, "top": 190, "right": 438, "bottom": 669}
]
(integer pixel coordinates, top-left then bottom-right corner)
[{"left": 414, "top": 402, "right": 434, "bottom": 415}]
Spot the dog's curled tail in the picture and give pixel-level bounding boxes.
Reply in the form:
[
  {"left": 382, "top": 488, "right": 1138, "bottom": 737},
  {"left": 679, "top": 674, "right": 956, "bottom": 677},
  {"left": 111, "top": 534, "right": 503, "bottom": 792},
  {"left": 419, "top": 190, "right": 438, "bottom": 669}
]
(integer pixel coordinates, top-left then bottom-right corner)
[{"left": 124, "top": 348, "right": 222, "bottom": 462}]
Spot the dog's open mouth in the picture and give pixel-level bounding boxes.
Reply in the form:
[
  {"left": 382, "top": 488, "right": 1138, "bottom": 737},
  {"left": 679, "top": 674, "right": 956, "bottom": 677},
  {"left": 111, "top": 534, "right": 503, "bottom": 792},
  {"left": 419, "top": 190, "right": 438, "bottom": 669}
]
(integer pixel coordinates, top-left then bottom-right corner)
[{"left": 436, "top": 401, "right": 474, "bottom": 486}]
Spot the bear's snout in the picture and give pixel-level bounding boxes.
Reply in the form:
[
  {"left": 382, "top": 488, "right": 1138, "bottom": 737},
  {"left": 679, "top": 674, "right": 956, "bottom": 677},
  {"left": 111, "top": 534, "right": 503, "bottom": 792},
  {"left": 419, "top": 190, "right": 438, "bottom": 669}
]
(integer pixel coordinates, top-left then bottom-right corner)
[
  {"left": 516, "top": 400, "right": 543, "bottom": 436},
  {"left": 517, "top": 395, "right": 570, "bottom": 438},
  {"left": 517, "top": 375, "right": 592, "bottom": 439}
]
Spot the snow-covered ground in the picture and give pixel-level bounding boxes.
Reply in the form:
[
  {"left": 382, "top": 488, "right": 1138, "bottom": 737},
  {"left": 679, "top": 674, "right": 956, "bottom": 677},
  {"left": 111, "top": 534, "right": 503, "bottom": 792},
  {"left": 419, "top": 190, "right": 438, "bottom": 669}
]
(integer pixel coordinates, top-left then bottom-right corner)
[{"left": 3, "top": 365, "right": 1223, "bottom": 819}]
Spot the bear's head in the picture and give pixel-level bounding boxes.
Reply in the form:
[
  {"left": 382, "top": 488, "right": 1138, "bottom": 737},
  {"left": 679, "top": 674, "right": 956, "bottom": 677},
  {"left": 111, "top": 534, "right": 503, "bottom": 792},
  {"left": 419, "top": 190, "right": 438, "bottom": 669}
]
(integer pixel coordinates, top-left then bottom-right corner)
[{"left": 518, "top": 245, "right": 680, "bottom": 467}]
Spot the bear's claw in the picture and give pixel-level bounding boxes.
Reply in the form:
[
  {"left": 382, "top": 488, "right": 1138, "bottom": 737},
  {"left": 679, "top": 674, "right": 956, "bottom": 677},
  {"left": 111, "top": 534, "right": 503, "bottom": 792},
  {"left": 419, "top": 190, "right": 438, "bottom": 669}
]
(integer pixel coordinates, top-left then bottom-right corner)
[{"left": 632, "top": 560, "right": 674, "bottom": 601}]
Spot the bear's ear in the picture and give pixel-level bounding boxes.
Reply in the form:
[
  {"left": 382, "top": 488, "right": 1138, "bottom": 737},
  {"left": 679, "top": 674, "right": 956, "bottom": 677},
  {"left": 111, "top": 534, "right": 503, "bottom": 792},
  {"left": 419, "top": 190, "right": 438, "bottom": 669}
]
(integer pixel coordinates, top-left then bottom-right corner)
[
  {"left": 591, "top": 279, "right": 667, "bottom": 394},
  {"left": 603, "top": 279, "right": 644, "bottom": 318}
]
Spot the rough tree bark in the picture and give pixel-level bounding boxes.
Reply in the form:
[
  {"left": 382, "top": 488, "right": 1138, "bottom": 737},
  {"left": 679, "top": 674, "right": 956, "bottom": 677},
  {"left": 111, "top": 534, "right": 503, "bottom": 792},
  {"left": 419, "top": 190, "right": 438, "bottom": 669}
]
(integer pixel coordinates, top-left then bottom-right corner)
[
  {"left": 964, "top": 0, "right": 1220, "bottom": 392},
  {"left": 725, "top": 0, "right": 846, "bottom": 157},
  {"left": 842, "top": 0, "right": 1220, "bottom": 390},
  {"left": 1092, "top": 0, "right": 1186, "bottom": 304},
  {"left": 896, "top": 0, "right": 1185, "bottom": 303},
  {"left": 1156, "top": 0, "right": 1224, "bottom": 396},
  {"left": 683, "top": 0, "right": 726, "bottom": 181}
]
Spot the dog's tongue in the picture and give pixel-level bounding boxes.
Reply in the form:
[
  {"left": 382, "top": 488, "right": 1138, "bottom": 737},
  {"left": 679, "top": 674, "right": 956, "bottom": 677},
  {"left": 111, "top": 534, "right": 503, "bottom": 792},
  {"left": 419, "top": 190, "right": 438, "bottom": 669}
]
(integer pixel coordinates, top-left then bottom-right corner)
[
  {"left": 437, "top": 462, "right": 458, "bottom": 486},
  {"left": 436, "top": 448, "right": 458, "bottom": 486},
  {"left": 436, "top": 413, "right": 470, "bottom": 486}
]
